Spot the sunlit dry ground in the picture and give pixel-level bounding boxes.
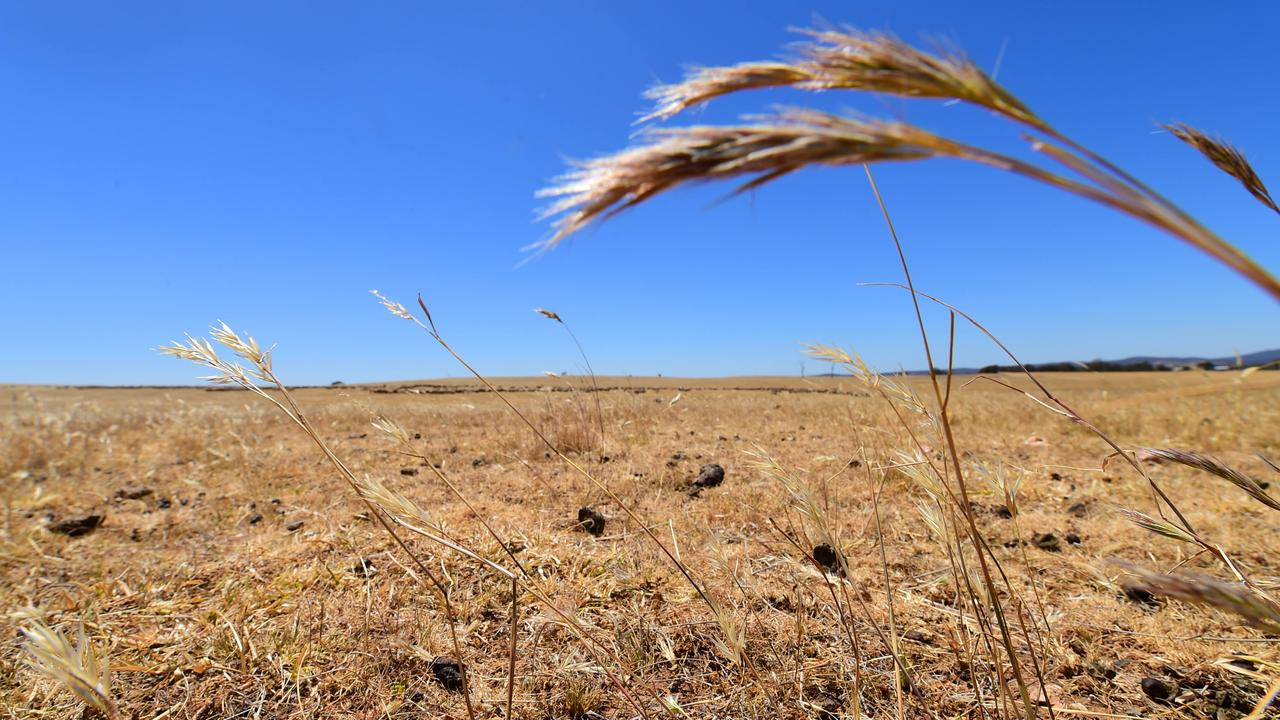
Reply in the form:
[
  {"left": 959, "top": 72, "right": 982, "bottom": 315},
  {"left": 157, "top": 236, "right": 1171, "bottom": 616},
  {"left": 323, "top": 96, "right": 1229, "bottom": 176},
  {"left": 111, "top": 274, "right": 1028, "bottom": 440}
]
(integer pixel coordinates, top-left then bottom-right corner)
[{"left": 3, "top": 372, "right": 1279, "bottom": 719}]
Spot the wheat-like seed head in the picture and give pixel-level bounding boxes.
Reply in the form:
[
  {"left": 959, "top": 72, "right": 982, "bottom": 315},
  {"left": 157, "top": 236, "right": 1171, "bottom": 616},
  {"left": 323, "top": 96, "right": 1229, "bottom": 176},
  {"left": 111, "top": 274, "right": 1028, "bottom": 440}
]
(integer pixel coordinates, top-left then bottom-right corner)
[
  {"left": 1137, "top": 448, "right": 1280, "bottom": 512},
  {"left": 370, "top": 289, "right": 415, "bottom": 321},
  {"left": 371, "top": 415, "right": 413, "bottom": 445},
  {"left": 643, "top": 28, "right": 1040, "bottom": 128},
  {"left": 1113, "top": 561, "right": 1280, "bottom": 634},
  {"left": 355, "top": 475, "right": 432, "bottom": 527},
  {"left": 537, "top": 111, "right": 941, "bottom": 246},
  {"left": 915, "top": 496, "right": 949, "bottom": 543},
  {"left": 1116, "top": 508, "right": 1198, "bottom": 545},
  {"left": 1163, "top": 123, "right": 1278, "bottom": 214},
  {"left": 534, "top": 308, "right": 563, "bottom": 322},
  {"left": 158, "top": 323, "right": 275, "bottom": 387},
  {"left": 974, "top": 462, "right": 1022, "bottom": 518},
  {"left": 20, "top": 621, "right": 115, "bottom": 717}
]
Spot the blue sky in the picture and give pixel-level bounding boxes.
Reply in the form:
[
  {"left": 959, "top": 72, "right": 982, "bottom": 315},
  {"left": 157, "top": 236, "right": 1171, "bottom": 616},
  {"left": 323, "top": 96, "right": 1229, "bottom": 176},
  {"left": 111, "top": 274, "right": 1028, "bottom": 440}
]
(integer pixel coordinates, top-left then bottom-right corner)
[{"left": 1, "top": 2, "right": 1277, "bottom": 385}]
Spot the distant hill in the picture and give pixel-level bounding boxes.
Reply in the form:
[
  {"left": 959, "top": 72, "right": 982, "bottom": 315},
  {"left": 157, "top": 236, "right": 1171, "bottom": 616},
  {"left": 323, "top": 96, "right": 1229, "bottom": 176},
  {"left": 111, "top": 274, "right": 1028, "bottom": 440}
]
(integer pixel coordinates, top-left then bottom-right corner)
[
  {"left": 1108, "top": 348, "right": 1280, "bottom": 368},
  {"left": 969, "top": 348, "right": 1280, "bottom": 375}
]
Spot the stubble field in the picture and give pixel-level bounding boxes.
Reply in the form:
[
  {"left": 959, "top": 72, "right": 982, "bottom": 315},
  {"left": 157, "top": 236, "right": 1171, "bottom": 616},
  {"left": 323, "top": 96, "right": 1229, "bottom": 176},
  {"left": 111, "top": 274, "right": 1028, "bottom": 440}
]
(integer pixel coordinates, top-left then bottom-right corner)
[{"left": 3, "top": 371, "right": 1279, "bottom": 719}]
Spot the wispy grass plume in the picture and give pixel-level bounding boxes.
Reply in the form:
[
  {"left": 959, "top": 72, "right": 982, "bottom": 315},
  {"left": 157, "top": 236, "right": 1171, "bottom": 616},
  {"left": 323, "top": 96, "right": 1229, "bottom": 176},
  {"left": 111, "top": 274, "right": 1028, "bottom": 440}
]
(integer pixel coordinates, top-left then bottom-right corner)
[
  {"left": 1114, "top": 562, "right": 1280, "bottom": 634},
  {"left": 1163, "top": 122, "right": 1278, "bottom": 213},
  {"left": 540, "top": 24, "right": 1280, "bottom": 302},
  {"left": 1137, "top": 447, "right": 1280, "bottom": 512},
  {"left": 643, "top": 27, "right": 1038, "bottom": 127},
  {"left": 20, "top": 621, "right": 116, "bottom": 718}
]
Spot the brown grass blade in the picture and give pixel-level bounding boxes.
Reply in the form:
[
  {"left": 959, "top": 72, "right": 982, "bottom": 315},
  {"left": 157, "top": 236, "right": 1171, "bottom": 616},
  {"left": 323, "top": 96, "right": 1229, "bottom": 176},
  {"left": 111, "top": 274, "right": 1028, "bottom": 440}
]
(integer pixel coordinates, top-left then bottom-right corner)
[{"left": 1164, "top": 123, "right": 1278, "bottom": 213}]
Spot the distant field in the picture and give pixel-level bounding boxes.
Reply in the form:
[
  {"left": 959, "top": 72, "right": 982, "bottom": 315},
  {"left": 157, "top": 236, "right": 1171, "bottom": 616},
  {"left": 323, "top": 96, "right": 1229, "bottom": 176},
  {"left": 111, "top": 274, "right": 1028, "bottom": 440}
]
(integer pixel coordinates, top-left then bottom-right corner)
[{"left": 3, "top": 372, "right": 1279, "bottom": 718}]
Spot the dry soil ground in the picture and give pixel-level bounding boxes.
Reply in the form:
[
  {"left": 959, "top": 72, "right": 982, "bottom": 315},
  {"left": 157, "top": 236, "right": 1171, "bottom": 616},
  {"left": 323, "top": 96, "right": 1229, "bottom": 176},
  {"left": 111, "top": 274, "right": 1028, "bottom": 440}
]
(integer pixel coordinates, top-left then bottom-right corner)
[{"left": 2, "top": 372, "right": 1279, "bottom": 719}]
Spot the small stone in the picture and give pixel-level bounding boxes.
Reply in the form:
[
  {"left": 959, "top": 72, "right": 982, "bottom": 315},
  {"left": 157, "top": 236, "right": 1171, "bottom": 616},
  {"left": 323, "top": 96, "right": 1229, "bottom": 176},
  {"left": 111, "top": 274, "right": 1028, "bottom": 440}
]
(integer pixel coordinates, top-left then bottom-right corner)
[
  {"left": 157, "top": 497, "right": 172, "bottom": 510},
  {"left": 693, "top": 463, "right": 725, "bottom": 488},
  {"left": 400, "top": 467, "right": 419, "bottom": 476},
  {"left": 116, "top": 487, "right": 153, "bottom": 500},
  {"left": 577, "top": 507, "right": 605, "bottom": 536},
  {"left": 1065, "top": 532, "right": 1082, "bottom": 545},
  {"left": 50, "top": 514, "right": 103, "bottom": 537},
  {"left": 429, "top": 656, "right": 465, "bottom": 692},
  {"left": 1124, "top": 586, "right": 1163, "bottom": 607},
  {"left": 247, "top": 513, "right": 264, "bottom": 525},
  {"left": 349, "top": 558, "right": 376, "bottom": 577},
  {"left": 810, "top": 692, "right": 842, "bottom": 720},
  {"left": 1087, "top": 661, "right": 1117, "bottom": 680},
  {"left": 903, "top": 629, "right": 931, "bottom": 644},
  {"left": 1032, "top": 533, "right": 1061, "bottom": 552},
  {"left": 812, "top": 543, "right": 844, "bottom": 576},
  {"left": 286, "top": 520, "right": 304, "bottom": 532},
  {"left": 1068, "top": 502, "right": 1088, "bottom": 518},
  {"left": 1140, "top": 677, "right": 1175, "bottom": 703},
  {"left": 471, "top": 457, "right": 487, "bottom": 467}
]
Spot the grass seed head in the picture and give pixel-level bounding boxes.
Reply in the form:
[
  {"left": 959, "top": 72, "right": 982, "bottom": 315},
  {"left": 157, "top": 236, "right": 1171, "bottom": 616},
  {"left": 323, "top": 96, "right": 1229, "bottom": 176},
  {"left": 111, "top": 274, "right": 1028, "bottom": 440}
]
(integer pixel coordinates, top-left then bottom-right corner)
[
  {"left": 1163, "top": 123, "right": 1278, "bottom": 213},
  {"left": 20, "top": 621, "right": 115, "bottom": 718}
]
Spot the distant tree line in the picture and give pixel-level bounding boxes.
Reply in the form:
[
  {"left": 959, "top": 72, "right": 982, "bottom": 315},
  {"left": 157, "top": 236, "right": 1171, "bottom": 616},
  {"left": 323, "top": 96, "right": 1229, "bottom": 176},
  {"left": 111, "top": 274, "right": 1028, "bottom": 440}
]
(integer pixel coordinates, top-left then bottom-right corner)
[
  {"left": 980, "top": 361, "right": 1177, "bottom": 373},
  {"left": 977, "top": 360, "right": 1276, "bottom": 373}
]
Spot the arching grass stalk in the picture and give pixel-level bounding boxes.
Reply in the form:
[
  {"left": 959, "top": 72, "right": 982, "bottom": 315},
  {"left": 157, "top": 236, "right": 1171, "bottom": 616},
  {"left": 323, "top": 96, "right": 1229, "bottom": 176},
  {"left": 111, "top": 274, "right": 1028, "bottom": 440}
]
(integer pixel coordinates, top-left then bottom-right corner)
[
  {"left": 535, "top": 308, "right": 607, "bottom": 454},
  {"left": 537, "top": 26, "right": 1278, "bottom": 302}
]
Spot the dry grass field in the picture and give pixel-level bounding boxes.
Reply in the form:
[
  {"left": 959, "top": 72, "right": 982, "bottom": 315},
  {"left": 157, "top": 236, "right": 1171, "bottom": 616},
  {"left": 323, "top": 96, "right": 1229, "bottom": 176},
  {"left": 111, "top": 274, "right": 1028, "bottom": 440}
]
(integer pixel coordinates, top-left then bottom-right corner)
[{"left": 4, "top": 370, "right": 1279, "bottom": 718}]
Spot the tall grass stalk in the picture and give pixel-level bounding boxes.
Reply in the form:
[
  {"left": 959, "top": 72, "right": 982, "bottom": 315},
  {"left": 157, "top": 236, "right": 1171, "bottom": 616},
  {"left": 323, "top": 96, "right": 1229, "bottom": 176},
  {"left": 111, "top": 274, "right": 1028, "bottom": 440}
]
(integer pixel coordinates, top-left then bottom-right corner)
[
  {"left": 538, "top": 27, "right": 1278, "bottom": 302},
  {"left": 536, "top": 308, "right": 607, "bottom": 453}
]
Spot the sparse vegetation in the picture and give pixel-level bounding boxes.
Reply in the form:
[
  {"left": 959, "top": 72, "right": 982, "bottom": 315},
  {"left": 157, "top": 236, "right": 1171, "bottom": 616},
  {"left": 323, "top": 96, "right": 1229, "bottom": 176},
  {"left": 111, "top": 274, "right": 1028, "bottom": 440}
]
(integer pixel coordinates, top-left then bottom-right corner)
[{"left": 3, "top": 22, "right": 1278, "bottom": 720}]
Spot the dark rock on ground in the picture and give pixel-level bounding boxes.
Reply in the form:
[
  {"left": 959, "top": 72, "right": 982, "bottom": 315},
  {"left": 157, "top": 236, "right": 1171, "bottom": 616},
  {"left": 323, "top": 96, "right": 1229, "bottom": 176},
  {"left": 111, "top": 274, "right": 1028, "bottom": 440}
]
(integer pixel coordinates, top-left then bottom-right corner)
[
  {"left": 1140, "top": 677, "right": 1176, "bottom": 703},
  {"left": 1087, "top": 661, "right": 1117, "bottom": 681},
  {"left": 157, "top": 498, "right": 172, "bottom": 510},
  {"left": 577, "top": 507, "right": 606, "bottom": 536},
  {"left": 812, "top": 543, "right": 844, "bottom": 576},
  {"left": 903, "top": 629, "right": 932, "bottom": 644},
  {"left": 1065, "top": 532, "right": 1082, "bottom": 545},
  {"left": 693, "top": 463, "right": 725, "bottom": 488},
  {"left": 247, "top": 513, "right": 264, "bottom": 525},
  {"left": 1032, "top": 533, "right": 1061, "bottom": 552},
  {"left": 286, "top": 520, "right": 304, "bottom": 532},
  {"left": 1068, "top": 502, "right": 1089, "bottom": 518},
  {"left": 430, "top": 656, "right": 465, "bottom": 692},
  {"left": 50, "top": 514, "right": 103, "bottom": 537},
  {"left": 471, "top": 457, "right": 487, "bottom": 467},
  {"left": 400, "top": 467, "right": 419, "bottom": 476},
  {"left": 115, "top": 487, "right": 153, "bottom": 500},
  {"left": 810, "top": 692, "right": 842, "bottom": 720},
  {"left": 1123, "top": 585, "right": 1163, "bottom": 607}
]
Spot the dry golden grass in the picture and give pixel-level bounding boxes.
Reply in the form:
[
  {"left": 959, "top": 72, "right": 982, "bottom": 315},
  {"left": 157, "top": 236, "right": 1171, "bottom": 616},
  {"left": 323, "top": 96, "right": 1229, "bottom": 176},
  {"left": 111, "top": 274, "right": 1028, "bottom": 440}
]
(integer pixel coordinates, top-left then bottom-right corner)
[{"left": 3, "top": 371, "right": 1279, "bottom": 718}]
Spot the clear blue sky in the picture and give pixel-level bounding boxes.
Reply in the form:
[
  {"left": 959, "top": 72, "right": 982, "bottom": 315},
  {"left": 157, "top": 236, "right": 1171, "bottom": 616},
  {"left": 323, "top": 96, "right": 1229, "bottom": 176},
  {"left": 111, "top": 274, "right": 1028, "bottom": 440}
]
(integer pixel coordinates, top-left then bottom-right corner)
[{"left": 2, "top": 2, "right": 1277, "bottom": 385}]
